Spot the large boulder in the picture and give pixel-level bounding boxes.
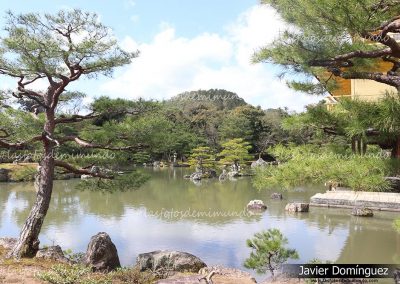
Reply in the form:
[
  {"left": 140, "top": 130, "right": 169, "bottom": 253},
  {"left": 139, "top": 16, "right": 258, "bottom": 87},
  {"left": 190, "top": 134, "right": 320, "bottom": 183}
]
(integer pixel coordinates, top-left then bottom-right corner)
[
  {"left": 246, "top": 200, "right": 267, "bottom": 211},
  {"left": 0, "top": 237, "right": 17, "bottom": 250},
  {"left": 84, "top": 232, "right": 120, "bottom": 272},
  {"left": 251, "top": 158, "right": 267, "bottom": 168},
  {"left": 285, "top": 202, "right": 309, "bottom": 212},
  {"left": 136, "top": 250, "right": 206, "bottom": 274},
  {"left": 36, "top": 245, "right": 69, "bottom": 263},
  {"left": 351, "top": 207, "right": 373, "bottom": 217}
]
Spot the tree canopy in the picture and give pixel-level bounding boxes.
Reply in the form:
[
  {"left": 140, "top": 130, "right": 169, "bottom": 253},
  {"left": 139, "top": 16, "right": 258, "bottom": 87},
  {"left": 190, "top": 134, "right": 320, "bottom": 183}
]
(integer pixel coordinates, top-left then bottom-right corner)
[{"left": 254, "top": 0, "right": 400, "bottom": 93}]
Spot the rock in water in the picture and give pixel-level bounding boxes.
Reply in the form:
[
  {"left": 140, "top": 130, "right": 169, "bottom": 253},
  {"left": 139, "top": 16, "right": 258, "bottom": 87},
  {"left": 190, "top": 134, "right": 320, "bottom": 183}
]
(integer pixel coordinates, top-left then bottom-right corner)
[
  {"left": 351, "top": 207, "right": 373, "bottom": 217},
  {"left": 251, "top": 158, "right": 267, "bottom": 168},
  {"left": 84, "top": 232, "right": 120, "bottom": 272},
  {"left": 227, "top": 171, "right": 240, "bottom": 178},
  {"left": 247, "top": 200, "right": 267, "bottom": 210},
  {"left": 285, "top": 203, "right": 309, "bottom": 212},
  {"left": 219, "top": 169, "right": 228, "bottom": 181},
  {"left": 136, "top": 250, "right": 207, "bottom": 274},
  {"left": 36, "top": 245, "right": 69, "bottom": 263},
  {"left": 190, "top": 172, "right": 202, "bottom": 181},
  {"left": 270, "top": 192, "right": 283, "bottom": 200},
  {"left": 81, "top": 174, "right": 93, "bottom": 180}
]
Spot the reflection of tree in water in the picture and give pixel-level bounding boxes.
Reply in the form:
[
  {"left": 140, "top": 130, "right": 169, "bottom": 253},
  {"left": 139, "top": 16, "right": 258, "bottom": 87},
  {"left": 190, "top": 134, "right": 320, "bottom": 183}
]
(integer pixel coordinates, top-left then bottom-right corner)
[
  {"left": 3, "top": 168, "right": 269, "bottom": 226},
  {"left": 336, "top": 215, "right": 400, "bottom": 264},
  {"left": 3, "top": 169, "right": 399, "bottom": 264},
  {"left": 0, "top": 187, "right": 12, "bottom": 228},
  {"left": 4, "top": 181, "right": 80, "bottom": 228},
  {"left": 94, "top": 170, "right": 266, "bottom": 224}
]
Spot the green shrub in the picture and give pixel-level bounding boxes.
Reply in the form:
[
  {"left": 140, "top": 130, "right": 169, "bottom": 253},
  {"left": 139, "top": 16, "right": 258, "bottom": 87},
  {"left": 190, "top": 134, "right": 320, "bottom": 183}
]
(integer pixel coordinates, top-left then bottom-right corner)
[
  {"left": 253, "top": 144, "right": 392, "bottom": 191},
  {"left": 109, "top": 267, "right": 156, "bottom": 284},
  {"left": 37, "top": 264, "right": 156, "bottom": 284},
  {"left": 36, "top": 264, "right": 99, "bottom": 284}
]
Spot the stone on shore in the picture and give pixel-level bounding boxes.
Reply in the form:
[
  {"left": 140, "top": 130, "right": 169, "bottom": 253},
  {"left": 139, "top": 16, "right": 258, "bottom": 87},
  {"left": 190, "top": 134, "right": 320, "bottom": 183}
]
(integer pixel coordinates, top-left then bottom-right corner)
[
  {"left": 84, "top": 232, "right": 121, "bottom": 272},
  {"left": 351, "top": 207, "right": 373, "bottom": 217},
  {"left": 247, "top": 200, "right": 267, "bottom": 211},
  {"left": 136, "top": 250, "right": 206, "bottom": 274},
  {"left": 0, "top": 237, "right": 17, "bottom": 250},
  {"left": 36, "top": 245, "right": 69, "bottom": 263},
  {"left": 285, "top": 202, "right": 309, "bottom": 212}
]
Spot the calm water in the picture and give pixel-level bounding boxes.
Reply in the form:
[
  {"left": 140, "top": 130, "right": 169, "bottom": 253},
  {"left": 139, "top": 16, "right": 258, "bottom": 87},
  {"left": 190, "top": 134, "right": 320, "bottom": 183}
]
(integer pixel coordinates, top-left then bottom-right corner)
[{"left": 0, "top": 168, "right": 399, "bottom": 281}]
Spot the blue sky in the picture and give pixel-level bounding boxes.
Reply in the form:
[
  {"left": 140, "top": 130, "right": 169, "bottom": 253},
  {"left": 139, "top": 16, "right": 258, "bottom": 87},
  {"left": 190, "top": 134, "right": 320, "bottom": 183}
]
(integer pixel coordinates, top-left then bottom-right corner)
[{"left": 0, "top": 0, "right": 322, "bottom": 111}]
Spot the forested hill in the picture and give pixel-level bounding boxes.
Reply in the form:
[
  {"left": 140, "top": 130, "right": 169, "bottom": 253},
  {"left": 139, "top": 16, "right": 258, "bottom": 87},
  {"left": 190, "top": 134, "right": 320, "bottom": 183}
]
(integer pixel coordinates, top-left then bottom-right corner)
[{"left": 168, "top": 89, "right": 247, "bottom": 110}]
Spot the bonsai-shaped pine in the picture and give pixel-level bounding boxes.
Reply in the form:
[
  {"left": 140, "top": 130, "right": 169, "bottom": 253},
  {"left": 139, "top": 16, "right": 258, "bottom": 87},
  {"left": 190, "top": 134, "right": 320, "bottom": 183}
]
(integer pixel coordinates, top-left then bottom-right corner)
[
  {"left": 188, "top": 146, "right": 216, "bottom": 173},
  {"left": 218, "top": 138, "right": 252, "bottom": 172},
  {"left": 244, "top": 229, "right": 299, "bottom": 278}
]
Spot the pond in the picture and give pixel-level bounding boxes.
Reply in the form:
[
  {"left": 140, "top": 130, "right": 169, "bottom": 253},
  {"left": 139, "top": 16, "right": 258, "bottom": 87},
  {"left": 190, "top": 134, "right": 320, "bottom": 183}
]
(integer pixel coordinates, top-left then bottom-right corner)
[{"left": 0, "top": 168, "right": 399, "bottom": 280}]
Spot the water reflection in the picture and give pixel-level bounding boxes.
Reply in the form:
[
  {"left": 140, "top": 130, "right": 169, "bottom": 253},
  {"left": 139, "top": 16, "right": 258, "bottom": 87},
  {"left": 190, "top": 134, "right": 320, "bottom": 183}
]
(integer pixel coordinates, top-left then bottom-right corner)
[{"left": 0, "top": 168, "right": 398, "bottom": 277}]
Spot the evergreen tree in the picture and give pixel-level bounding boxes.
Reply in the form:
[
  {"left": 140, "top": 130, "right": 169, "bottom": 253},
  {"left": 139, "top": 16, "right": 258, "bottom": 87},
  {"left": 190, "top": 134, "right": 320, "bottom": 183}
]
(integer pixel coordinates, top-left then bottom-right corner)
[
  {"left": 219, "top": 138, "right": 253, "bottom": 171},
  {"left": 0, "top": 9, "right": 138, "bottom": 258},
  {"left": 188, "top": 146, "right": 216, "bottom": 172},
  {"left": 244, "top": 229, "right": 299, "bottom": 277}
]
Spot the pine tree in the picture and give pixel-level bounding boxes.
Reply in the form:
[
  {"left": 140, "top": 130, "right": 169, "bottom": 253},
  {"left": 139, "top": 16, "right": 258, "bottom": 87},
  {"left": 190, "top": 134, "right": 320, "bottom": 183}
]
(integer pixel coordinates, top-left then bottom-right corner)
[
  {"left": 244, "top": 229, "right": 299, "bottom": 277},
  {"left": 218, "top": 138, "right": 252, "bottom": 171},
  {"left": 188, "top": 146, "right": 216, "bottom": 173}
]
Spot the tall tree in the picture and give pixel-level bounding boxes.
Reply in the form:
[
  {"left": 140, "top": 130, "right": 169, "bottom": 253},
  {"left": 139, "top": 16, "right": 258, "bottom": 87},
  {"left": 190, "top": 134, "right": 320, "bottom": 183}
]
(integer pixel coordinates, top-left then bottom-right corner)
[{"left": 0, "top": 9, "right": 138, "bottom": 258}]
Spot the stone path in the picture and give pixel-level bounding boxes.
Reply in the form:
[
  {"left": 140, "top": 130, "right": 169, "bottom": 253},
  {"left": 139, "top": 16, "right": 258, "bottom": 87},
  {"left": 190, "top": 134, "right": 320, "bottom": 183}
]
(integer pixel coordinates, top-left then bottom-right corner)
[{"left": 310, "top": 191, "right": 400, "bottom": 211}]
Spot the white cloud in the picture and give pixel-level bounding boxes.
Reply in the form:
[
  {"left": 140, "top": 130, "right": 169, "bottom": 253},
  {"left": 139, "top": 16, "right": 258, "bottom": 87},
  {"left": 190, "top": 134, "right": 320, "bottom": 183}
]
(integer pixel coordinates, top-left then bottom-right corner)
[
  {"left": 100, "top": 5, "right": 322, "bottom": 111},
  {"left": 124, "top": 0, "right": 136, "bottom": 8},
  {"left": 130, "top": 15, "right": 139, "bottom": 23}
]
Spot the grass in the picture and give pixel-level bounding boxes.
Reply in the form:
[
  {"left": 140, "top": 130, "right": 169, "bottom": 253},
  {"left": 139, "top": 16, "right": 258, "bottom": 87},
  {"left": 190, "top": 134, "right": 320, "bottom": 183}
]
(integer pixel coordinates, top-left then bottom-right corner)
[
  {"left": 0, "top": 245, "right": 156, "bottom": 284},
  {"left": 36, "top": 265, "right": 156, "bottom": 284},
  {"left": 0, "top": 163, "right": 38, "bottom": 182}
]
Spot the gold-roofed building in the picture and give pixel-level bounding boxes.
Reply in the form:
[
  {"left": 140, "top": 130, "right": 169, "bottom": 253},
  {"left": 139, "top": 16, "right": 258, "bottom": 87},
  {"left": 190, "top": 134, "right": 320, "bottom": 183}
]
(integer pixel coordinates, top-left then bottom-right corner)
[{"left": 324, "top": 33, "right": 400, "bottom": 110}]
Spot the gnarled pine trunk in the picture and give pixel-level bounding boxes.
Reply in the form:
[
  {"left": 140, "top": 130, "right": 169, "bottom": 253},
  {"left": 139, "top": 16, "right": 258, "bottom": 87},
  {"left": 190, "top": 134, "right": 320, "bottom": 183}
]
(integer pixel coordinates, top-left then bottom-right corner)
[{"left": 8, "top": 111, "right": 55, "bottom": 258}]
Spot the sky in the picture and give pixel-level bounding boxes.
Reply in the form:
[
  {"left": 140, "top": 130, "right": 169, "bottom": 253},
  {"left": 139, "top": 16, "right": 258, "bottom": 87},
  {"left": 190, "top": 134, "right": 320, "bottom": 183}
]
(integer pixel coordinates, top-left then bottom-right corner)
[{"left": 0, "top": 0, "right": 322, "bottom": 111}]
